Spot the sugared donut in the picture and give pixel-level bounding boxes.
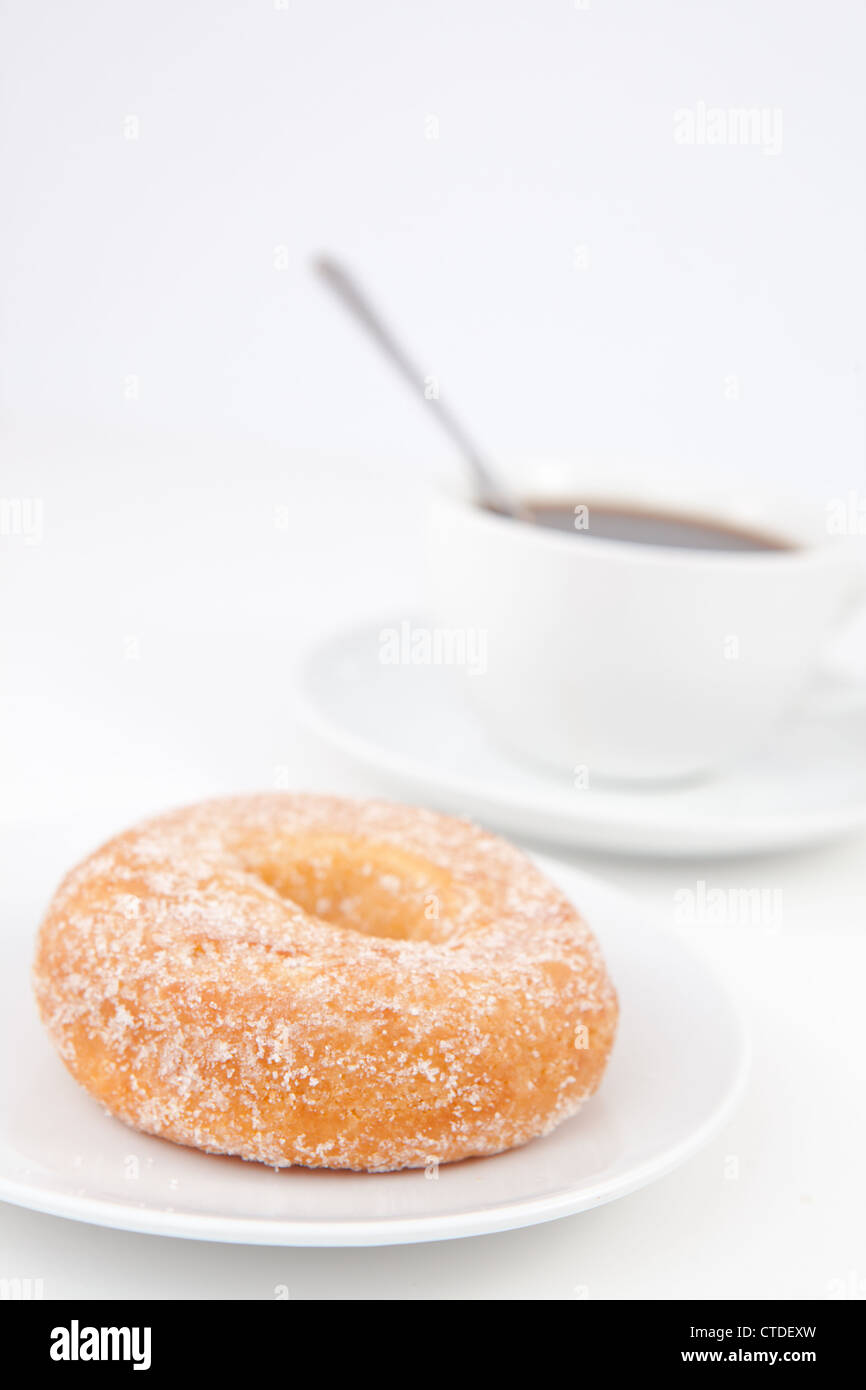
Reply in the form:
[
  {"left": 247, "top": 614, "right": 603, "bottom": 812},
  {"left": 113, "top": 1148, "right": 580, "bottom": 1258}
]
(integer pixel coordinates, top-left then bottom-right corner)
[{"left": 33, "top": 794, "right": 618, "bottom": 1171}]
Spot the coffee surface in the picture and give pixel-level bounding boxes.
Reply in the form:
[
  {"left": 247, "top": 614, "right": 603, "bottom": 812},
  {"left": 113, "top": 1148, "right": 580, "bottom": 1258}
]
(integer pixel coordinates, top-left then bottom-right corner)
[{"left": 512, "top": 500, "right": 793, "bottom": 553}]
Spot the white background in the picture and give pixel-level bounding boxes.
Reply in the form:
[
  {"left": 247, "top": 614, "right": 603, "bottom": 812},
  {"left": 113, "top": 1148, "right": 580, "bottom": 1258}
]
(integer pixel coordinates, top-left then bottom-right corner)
[
  {"left": 1, "top": 0, "right": 865, "bottom": 1299},
  {"left": 2, "top": 0, "right": 865, "bottom": 490}
]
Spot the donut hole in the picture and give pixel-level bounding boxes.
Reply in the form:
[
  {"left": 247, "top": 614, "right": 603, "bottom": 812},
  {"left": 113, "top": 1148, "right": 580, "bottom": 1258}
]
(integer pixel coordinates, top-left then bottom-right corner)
[{"left": 250, "top": 835, "right": 457, "bottom": 941}]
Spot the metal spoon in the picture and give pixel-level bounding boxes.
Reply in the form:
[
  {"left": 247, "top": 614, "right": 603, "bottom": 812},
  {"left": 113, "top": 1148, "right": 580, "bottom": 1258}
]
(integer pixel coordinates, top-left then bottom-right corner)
[{"left": 312, "top": 255, "right": 525, "bottom": 519}]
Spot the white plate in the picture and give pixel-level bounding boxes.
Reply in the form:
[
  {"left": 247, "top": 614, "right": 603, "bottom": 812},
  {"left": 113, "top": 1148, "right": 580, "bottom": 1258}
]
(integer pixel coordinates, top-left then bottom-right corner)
[
  {"left": 297, "top": 619, "right": 866, "bottom": 857},
  {"left": 0, "top": 858, "right": 746, "bottom": 1246}
]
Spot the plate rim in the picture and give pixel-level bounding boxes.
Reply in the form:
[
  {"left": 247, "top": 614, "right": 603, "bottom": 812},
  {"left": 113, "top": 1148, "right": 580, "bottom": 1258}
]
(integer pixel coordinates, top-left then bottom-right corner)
[{"left": 0, "top": 1079, "right": 746, "bottom": 1246}]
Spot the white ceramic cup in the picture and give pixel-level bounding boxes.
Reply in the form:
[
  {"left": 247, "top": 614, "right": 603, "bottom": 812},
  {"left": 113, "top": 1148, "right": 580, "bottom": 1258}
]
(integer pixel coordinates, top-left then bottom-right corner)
[{"left": 427, "top": 462, "right": 866, "bottom": 783}]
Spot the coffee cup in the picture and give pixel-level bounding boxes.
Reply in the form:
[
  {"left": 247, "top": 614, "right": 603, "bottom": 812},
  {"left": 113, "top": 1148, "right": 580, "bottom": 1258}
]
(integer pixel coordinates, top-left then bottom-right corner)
[{"left": 427, "top": 460, "right": 866, "bottom": 783}]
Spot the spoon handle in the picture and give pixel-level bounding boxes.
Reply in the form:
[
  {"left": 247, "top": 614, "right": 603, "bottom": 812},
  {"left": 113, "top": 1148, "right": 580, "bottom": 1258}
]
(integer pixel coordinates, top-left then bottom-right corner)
[{"left": 313, "top": 255, "right": 518, "bottom": 516}]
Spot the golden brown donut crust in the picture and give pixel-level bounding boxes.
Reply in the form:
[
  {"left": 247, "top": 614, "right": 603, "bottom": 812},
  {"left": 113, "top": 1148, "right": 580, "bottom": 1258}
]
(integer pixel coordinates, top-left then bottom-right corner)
[{"left": 33, "top": 794, "right": 618, "bottom": 1171}]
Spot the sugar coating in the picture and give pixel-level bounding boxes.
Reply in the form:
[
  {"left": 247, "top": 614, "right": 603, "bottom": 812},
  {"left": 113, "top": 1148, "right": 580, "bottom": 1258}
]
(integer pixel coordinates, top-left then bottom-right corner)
[{"left": 32, "top": 794, "right": 619, "bottom": 1171}]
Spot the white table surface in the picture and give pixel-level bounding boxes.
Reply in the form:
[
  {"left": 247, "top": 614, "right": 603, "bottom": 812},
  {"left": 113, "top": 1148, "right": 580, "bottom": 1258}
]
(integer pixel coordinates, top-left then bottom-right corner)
[{"left": 1, "top": 423, "right": 864, "bottom": 1300}]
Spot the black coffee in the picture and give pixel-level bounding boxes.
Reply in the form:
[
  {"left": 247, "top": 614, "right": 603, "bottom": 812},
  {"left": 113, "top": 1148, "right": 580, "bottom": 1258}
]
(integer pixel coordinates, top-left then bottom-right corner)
[{"left": 511, "top": 500, "right": 793, "bottom": 553}]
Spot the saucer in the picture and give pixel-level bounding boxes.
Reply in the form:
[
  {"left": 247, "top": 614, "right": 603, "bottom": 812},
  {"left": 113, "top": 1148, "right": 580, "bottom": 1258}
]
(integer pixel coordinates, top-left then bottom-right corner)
[{"left": 297, "top": 617, "right": 866, "bottom": 857}]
